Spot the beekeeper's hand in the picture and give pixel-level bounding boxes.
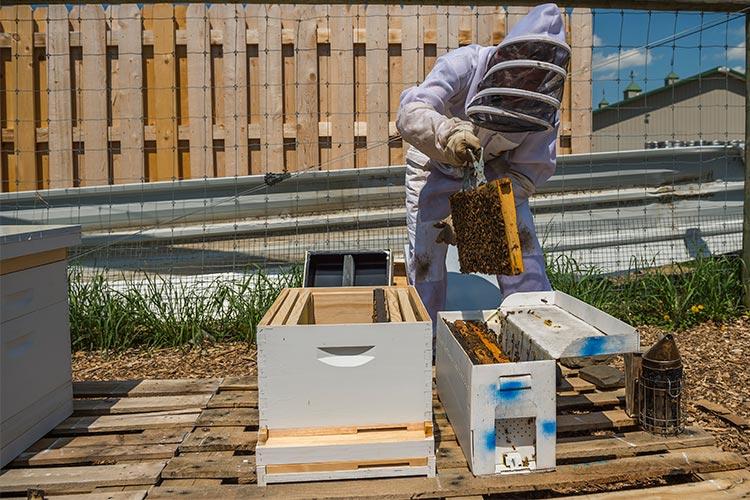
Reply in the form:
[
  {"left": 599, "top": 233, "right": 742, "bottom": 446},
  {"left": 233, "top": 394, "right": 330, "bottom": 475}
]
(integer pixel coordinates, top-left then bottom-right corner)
[
  {"left": 444, "top": 121, "right": 481, "bottom": 167},
  {"left": 434, "top": 215, "right": 457, "bottom": 245}
]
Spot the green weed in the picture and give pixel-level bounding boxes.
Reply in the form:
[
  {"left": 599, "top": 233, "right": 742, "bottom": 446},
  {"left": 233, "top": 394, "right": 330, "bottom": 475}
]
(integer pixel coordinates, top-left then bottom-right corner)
[
  {"left": 68, "top": 266, "right": 302, "bottom": 351},
  {"left": 547, "top": 254, "right": 744, "bottom": 330}
]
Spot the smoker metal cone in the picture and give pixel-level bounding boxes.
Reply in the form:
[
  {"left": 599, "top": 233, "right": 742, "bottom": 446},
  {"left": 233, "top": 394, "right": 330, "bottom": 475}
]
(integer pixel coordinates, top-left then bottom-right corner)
[{"left": 643, "top": 333, "right": 682, "bottom": 370}]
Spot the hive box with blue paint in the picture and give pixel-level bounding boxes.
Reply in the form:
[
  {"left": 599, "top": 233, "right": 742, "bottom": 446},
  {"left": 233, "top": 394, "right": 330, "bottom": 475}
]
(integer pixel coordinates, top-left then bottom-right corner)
[
  {"left": 492, "top": 291, "right": 639, "bottom": 361},
  {"left": 436, "top": 311, "right": 556, "bottom": 476}
]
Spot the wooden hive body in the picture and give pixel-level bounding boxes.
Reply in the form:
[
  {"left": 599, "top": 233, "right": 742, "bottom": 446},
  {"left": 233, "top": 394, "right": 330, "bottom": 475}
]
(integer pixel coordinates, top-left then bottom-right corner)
[
  {"left": 436, "top": 311, "right": 556, "bottom": 476},
  {"left": 256, "top": 286, "right": 435, "bottom": 485},
  {"left": 1, "top": 225, "right": 81, "bottom": 468}
]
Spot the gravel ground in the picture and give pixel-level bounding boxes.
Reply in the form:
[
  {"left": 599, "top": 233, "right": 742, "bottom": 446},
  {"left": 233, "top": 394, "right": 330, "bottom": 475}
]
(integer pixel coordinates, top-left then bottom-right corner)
[{"left": 72, "top": 318, "right": 750, "bottom": 457}]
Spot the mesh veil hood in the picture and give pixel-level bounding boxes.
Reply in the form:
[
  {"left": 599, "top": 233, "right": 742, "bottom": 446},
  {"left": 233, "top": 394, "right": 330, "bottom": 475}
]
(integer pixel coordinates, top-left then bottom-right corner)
[{"left": 466, "top": 4, "right": 571, "bottom": 133}]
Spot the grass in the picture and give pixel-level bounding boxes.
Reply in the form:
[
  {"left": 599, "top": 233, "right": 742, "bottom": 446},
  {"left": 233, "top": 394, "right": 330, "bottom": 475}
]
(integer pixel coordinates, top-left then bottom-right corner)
[
  {"left": 69, "top": 254, "right": 745, "bottom": 351},
  {"left": 546, "top": 254, "right": 744, "bottom": 330},
  {"left": 68, "top": 266, "right": 302, "bottom": 351}
]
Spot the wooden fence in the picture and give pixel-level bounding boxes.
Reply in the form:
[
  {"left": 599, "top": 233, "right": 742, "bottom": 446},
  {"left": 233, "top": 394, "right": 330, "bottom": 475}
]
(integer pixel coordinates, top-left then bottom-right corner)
[{"left": 0, "top": 4, "right": 592, "bottom": 192}]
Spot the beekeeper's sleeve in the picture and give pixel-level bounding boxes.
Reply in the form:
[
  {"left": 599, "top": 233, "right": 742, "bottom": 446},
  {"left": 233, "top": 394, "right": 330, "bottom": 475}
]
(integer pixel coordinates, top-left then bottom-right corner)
[{"left": 396, "top": 46, "right": 478, "bottom": 166}]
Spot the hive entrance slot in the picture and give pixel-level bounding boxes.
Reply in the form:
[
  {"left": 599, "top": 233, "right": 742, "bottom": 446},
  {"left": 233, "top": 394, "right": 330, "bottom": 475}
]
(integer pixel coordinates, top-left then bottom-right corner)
[{"left": 494, "top": 417, "right": 537, "bottom": 474}]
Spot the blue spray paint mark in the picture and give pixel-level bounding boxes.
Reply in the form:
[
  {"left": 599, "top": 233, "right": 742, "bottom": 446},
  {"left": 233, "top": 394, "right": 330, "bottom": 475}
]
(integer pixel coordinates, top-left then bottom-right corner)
[
  {"left": 580, "top": 336, "right": 607, "bottom": 357},
  {"left": 492, "top": 380, "right": 526, "bottom": 401},
  {"left": 483, "top": 428, "right": 496, "bottom": 451},
  {"left": 541, "top": 420, "right": 556, "bottom": 437}
]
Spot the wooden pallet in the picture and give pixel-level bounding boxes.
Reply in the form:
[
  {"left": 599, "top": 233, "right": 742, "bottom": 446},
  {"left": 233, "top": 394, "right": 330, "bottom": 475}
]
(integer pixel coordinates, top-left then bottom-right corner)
[{"left": 0, "top": 369, "right": 747, "bottom": 499}]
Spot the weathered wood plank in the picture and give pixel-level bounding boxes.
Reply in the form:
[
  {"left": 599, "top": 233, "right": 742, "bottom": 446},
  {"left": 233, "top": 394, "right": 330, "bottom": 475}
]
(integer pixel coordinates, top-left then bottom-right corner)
[
  {"left": 555, "top": 478, "right": 750, "bottom": 499},
  {"left": 80, "top": 4, "right": 109, "bottom": 186},
  {"left": 0, "top": 461, "right": 167, "bottom": 495},
  {"left": 570, "top": 8, "right": 592, "bottom": 154},
  {"left": 161, "top": 451, "right": 255, "bottom": 482},
  {"left": 53, "top": 410, "right": 200, "bottom": 434},
  {"left": 556, "top": 427, "right": 715, "bottom": 461},
  {"left": 220, "top": 376, "right": 258, "bottom": 391},
  {"left": 24, "top": 429, "right": 190, "bottom": 451},
  {"left": 293, "top": 5, "right": 320, "bottom": 172},
  {"left": 327, "top": 5, "right": 354, "bottom": 170},
  {"left": 11, "top": 442, "right": 178, "bottom": 466},
  {"left": 206, "top": 391, "right": 258, "bottom": 409},
  {"left": 73, "top": 379, "right": 221, "bottom": 397},
  {"left": 557, "top": 388, "right": 625, "bottom": 411},
  {"left": 223, "top": 4, "right": 248, "bottom": 176},
  {"left": 8, "top": 6, "right": 36, "bottom": 191},
  {"left": 73, "top": 394, "right": 211, "bottom": 415},
  {"left": 365, "top": 4, "right": 388, "bottom": 168},
  {"left": 185, "top": 3, "right": 213, "bottom": 178},
  {"left": 111, "top": 4, "right": 144, "bottom": 184},
  {"left": 180, "top": 426, "right": 258, "bottom": 452},
  {"left": 257, "top": 4, "right": 284, "bottom": 173},
  {"left": 195, "top": 408, "right": 259, "bottom": 427},
  {"left": 46, "top": 5, "right": 73, "bottom": 188},
  {"left": 152, "top": 3, "right": 177, "bottom": 181},
  {"left": 557, "top": 409, "right": 638, "bottom": 434}
]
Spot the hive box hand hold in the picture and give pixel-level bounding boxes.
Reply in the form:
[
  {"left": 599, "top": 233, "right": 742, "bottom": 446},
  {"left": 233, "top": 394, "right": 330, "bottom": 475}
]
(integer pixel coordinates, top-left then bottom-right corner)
[
  {"left": 256, "top": 286, "right": 435, "bottom": 485},
  {"left": 436, "top": 311, "right": 556, "bottom": 476},
  {"left": 495, "top": 291, "right": 639, "bottom": 361}
]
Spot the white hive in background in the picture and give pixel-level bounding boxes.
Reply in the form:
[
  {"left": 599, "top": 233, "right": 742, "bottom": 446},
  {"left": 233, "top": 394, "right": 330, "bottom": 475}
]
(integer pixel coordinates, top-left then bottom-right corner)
[{"left": 1, "top": 225, "right": 81, "bottom": 468}]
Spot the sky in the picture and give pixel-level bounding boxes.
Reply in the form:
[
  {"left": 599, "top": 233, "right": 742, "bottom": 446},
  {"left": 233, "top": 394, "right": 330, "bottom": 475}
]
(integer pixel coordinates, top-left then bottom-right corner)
[{"left": 589, "top": 9, "right": 746, "bottom": 106}]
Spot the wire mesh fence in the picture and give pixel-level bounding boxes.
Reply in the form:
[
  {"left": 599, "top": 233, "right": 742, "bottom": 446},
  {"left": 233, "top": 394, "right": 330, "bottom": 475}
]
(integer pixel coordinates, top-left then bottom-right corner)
[{"left": 0, "top": 3, "right": 746, "bottom": 285}]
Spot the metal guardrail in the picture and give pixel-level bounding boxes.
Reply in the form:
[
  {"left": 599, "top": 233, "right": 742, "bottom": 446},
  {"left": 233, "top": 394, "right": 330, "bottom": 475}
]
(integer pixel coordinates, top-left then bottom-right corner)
[{"left": 0, "top": 145, "right": 744, "bottom": 273}]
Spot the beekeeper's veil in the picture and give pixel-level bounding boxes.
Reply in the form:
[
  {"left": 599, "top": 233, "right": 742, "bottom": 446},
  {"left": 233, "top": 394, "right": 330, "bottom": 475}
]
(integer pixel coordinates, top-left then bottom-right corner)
[{"left": 466, "top": 4, "right": 571, "bottom": 133}]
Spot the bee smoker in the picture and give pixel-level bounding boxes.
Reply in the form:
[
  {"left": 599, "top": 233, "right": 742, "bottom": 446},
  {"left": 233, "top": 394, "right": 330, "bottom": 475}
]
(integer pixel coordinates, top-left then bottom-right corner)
[{"left": 638, "top": 334, "right": 684, "bottom": 435}]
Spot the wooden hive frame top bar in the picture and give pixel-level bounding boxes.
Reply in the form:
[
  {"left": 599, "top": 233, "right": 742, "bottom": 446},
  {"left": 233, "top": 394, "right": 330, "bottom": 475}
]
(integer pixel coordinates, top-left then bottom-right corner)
[{"left": 259, "top": 286, "right": 430, "bottom": 327}]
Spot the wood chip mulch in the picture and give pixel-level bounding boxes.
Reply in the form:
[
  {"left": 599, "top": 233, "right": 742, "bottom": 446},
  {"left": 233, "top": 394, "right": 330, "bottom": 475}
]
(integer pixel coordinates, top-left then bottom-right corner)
[
  {"left": 72, "top": 341, "right": 256, "bottom": 381},
  {"left": 72, "top": 317, "right": 750, "bottom": 457},
  {"left": 637, "top": 316, "right": 750, "bottom": 458}
]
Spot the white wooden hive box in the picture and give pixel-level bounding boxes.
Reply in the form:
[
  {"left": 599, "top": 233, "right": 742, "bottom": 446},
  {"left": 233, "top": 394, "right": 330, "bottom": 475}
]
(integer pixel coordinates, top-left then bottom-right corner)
[
  {"left": 494, "top": 291, "right": 639, "bottom": 361},
  {"left": 1, "top": 225, "right": 81, "bottom": 468},
  {"left": 256, "top": 286, "right": 435, "bottom": 485},
  {"left": 436, "top": 311, "right": 557, "bottom": 476}
]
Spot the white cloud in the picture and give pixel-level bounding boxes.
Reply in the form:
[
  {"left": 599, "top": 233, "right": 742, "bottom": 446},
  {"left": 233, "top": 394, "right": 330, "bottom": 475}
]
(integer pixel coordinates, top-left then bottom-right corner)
[
  {"left": 593, "top": 33, "right": 603, "bottom": 47},
  {"left": 592, "top": 48, "right": 655, "bottom": 75},
  {"left": 727, "top": 41, "right": 745, "bottom": 62},
  {"left": 732, "top": 65, "right": 746, "bottom": 73}
]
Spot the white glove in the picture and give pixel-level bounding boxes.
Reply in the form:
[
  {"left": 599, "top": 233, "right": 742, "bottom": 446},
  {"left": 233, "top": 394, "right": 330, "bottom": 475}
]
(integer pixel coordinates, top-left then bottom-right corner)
[{"left": 442, "top": 121, "right": 481, "bottom": 167}]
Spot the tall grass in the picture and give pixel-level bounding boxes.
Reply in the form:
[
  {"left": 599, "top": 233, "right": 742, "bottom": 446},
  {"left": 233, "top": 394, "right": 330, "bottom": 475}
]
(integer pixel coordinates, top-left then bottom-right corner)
[
  {"left": 547, "top": 254, "right": 744, "bottom": 330},
  {"left": 70, "top": 255, "right": 744, "bottom": 351},
  {"left": 69, "top": 267, "right": 302, "bottom": 351}
]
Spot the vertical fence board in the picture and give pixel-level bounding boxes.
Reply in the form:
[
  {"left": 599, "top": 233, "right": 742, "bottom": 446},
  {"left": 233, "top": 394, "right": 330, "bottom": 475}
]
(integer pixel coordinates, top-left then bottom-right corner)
[
  {"left": 10, "top": 6, "right": 36, "bottom": 191},
  {"left": 47, "top": 5, "right": 73, "bottom": 188},
  {"left": 366, "top": 5, "right": 388, "bottom": 167},
  {"left": 571, "top": 8, "right": 592, "bottom": 154},
  {"left": 295, "top": 5, "right": 319, "bottom": 171},
  {"left": 258, "top": 4, "right": 283, "bottom": 173},
  {"left": 328, "top": 5, "right": 354, "bottom": 169},
  {"left": 153, "top": 3, "right": 177, "bottom": 181},
  {"left": 112, "top": 4, "right": 144, "bottom": 183},
  {"left": 186, "top": 3, "right": 213, "bottom": 178},
  {"left": 477, "top": 6, "right": 505, "bottom": 45},
  {"left": 222, "top": 4, "right": 247, "bottom": 177},
  {"left": 80, "top": 5, "right": 108, "bottom": 186}
]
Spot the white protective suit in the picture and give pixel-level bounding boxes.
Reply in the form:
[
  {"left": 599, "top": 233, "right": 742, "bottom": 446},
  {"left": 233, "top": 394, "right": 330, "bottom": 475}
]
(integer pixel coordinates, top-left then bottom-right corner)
[{"left": 397, "top": 4, "right": 565, "bottom": 323}]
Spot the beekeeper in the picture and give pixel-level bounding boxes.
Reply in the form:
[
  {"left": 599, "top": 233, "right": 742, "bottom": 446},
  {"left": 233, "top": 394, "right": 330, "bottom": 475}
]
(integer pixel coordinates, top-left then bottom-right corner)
[{"left": 396, "top": 3, "right": 570, "bottom": 323}]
